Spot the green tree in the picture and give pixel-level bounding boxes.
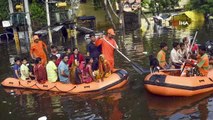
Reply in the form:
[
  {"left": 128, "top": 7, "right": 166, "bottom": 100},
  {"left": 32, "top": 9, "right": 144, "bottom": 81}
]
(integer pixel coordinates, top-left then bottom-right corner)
[
  {"left": 0, "top": 0, "right": 9, "bottom": 21},
  {"left": 142, "top": 0, "right": 180, "bottom": 15},
  {"left": 186, "top": 0, "right": 213, "bottom": 15},
  {"left": 30, "top": 0, "right": 46, "bottom": 29}
]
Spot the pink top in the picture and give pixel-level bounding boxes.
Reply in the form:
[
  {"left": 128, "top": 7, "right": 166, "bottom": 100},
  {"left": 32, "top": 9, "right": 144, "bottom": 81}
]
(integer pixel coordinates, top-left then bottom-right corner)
[
  {"left": 191, "top": 44, "right": 198, "bottom": 53},
  {"left": 82, "top": 65, "right": 93, "bottom": 83}
]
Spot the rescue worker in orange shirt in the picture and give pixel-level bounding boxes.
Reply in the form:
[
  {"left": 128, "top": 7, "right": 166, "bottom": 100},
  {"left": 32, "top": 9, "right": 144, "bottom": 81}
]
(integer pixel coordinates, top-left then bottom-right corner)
[
  {"left": 95, "top": 28, "right": 118, "bottom": 70},
  {"left": 157, "top": 42, "right": 170, "bottom": 69},
  {"left": 188, "top": 45, "right": 209, "bottom": 76},
  {"left": 30, "top": 35, "right": 48, "bottom": 66}
]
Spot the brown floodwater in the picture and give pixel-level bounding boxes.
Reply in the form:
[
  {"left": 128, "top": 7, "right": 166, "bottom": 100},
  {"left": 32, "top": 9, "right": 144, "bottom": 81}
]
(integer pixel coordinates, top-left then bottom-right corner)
[{"left": 0, "top": 21, "right": 213, "bottom": 120}]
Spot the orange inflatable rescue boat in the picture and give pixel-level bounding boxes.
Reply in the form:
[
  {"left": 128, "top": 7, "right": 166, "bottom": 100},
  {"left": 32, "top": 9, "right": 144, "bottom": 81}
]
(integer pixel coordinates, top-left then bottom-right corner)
[
  {"left": 1, "top": 69, "right": 128, "bottom": 94},
  {"left": 144, "top": 69, "right": 213, "bottom": 96}
]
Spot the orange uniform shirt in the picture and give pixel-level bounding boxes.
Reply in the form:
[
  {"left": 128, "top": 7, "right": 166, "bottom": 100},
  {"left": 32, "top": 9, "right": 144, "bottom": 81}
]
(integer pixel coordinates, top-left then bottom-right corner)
[
  {"left": 96, "top": 36, "right": 117, "bottom": 70},
  {"left": 157, "top": 50, "right": 167, "bottom": 68},
  {"left": 30, "top": 41, "right": 47, "bottom": 65},
  {"left": 197, "top": 53, "right": 209, "bottom": 76}
]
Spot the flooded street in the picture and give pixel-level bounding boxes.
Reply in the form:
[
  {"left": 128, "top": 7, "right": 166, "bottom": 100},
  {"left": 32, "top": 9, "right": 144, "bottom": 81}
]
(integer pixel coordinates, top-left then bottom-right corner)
[{"left": 0, "top": 21, "right": 213, "bottom": 120}]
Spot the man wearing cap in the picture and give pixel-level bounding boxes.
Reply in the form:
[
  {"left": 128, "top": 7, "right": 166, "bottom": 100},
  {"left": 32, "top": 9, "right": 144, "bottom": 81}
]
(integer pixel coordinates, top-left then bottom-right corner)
[
  {"left": 30, "top": 34, "right": 48, "bottom": 65},
  {"left": 95, "top": 28, "right": 118, "bottom": 70}
]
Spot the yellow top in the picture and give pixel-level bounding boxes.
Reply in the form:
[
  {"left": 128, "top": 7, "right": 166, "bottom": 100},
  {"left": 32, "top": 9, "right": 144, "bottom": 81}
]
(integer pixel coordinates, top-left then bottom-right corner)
[
  {"left": 20, "top": 64, "right": 29, "bottom": 80},
  {"left": 46, "top": 61, "right": 58, "bottom": 82}
]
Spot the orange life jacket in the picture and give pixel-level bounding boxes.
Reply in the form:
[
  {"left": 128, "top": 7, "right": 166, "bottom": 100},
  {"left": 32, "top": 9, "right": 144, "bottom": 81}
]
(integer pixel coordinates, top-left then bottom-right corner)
[
  {"left": 157, "top": 50, "right": 166, "bottom": 68},
  {"left": 197, "top": 54, "right": 209, "bottom": 76}
]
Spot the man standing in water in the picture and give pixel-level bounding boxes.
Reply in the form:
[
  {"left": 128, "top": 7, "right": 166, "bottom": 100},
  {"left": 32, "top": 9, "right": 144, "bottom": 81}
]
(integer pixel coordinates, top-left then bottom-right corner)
[
  {"left": 95, "top": 28, "right": 118, "bottom": 70},
  {"left": 30, "top": 35, "right": 48, "bottom": 65}
]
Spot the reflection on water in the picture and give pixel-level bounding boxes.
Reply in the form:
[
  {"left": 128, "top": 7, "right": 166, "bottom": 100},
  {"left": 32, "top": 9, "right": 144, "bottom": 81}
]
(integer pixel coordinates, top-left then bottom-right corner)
[{"left": 0, "top": 20, "right": 213, "bottom": 120}]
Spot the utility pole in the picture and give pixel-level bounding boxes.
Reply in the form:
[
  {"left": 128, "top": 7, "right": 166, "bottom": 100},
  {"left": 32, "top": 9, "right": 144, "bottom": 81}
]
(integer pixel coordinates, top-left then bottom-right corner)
[
  {"left": 24, "top": 0, "right": 32, "bottom": 49},
  {"left": 45, "top": 0, "right": 53, "bottom": 44},
  {"left": 8, "top": 0, "right": 21, "bottom": 54}
]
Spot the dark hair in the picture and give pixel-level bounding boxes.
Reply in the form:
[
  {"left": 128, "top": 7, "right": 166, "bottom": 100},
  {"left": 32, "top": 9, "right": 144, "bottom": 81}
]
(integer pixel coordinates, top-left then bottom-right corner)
[
  {"left": 85, "top": 56, "right": 92, "bottom": 68},
  {"left": 64, "top": 47, "right": 68, "bottom": 52},
  {"left": 21, "top": 57, "right": 28, "bottom": 62},
  {"left": 61, "top": 54, "right": 69, "bottom": 59},
  {"left": 64, "top": 47, "right": 71, "bottom": 52},
  {"left": 29, "top": 59, "right": 36, "bottom": 64},
  {"left": 50, "top": 55, "right": 58, "bottom": 60},
  {"left": 183, "top": 37, "right": 188, "bottom": 42},
  {"left": 180, "top": 42, "right": 185, "bottom": 47},
  {"left": 73, "top": 47, "right": 78, "bottom": 52},
  {"left": 89, "top": 33, "right": 95, "bottom": 37},
  {"left": 172, "top": 42, "right": 179, "bottom": 48},
  {"left": 50, "top": 45, "right": 57, "bottom": 49},
  {"left": 35, "top": 57, "right": 42, "bottom": 64},
  {"left": 199, "top": 45, "right": 206, "bottom": 52},
  {"left": 15, "top": 57, "right": 21, "bottom": 62},
  {"left": 160, "top": 42, "right": 167, "bottom": 49}
]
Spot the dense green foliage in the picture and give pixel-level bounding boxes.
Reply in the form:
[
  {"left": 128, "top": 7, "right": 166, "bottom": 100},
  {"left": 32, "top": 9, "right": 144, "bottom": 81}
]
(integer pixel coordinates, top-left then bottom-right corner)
[
  {"left": 0, "top": 0, "right": 9, "bottom": 21},
  {"left": 186, "top": 0, "right": 213, "bottom": 15},
  {"left": 30, "top": 0, "right": 46, "bottom": 29},
  {"left": 142, "top": 0, "right": 180, "bottom": 15}
]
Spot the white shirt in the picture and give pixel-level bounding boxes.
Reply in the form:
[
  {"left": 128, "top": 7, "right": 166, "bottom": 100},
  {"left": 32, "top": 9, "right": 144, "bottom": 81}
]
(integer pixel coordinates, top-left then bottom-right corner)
[
  {"left": 20, "top": 64, "right": 29, "bottom": 80},
  {"left": 178, "top": 49, "right": 186, "bottom": 59},
  {"left": 170, "top": 48, "right": 183, "bottom": 64}
]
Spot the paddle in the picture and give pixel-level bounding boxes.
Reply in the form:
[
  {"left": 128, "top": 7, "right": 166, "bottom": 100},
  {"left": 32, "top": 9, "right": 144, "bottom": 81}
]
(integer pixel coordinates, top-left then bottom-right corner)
[
  {"left": 180, "top": 31, "right": 198, "bottom": 74},
  {"left": 102, "top": 36, "right": 150, "bottom": 75}
]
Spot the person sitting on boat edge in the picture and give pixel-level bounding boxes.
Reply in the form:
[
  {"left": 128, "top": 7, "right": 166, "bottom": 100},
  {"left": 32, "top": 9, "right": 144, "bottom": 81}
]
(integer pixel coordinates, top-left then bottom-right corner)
[
  {"left": 58, "top": 54, "right": 70, "bottom": 84},
  {"left": 68, "top": 47, "right": 85, "bottom": 67},
  {"left": 170, "top": 42, "right": 183, "bottom": 68},
  {"left": 70, "top": 59, "right": 82, "bottom": 84},
  {"left": 94, "top": 54, "right": 111, "bottom": 81},
  {"left": 34, "top": 57, "right": 47, "bottom": 84},
  {"left": 20, "top": 57, "right": 30, "bottom": 80},
  {"left": 13, "top": 57, "right": 21, "bottom": 79},
  {"left": 87, "top": 33, "right": 101, "bottom": 71},
  {"left": 186, "top": 45, "right": 209, "bottom": 76},
  {"left": 157, "top": 42, "right": 171, "bottom": 69},
  {"left": 149, "top": 54, "right": 160, "bottom": 73},
  {"left": 82, "top": 56, "right": 97, "bottom": 83},
  {"left": 46, "top": 55, "right": 58, "bottom": 83}
]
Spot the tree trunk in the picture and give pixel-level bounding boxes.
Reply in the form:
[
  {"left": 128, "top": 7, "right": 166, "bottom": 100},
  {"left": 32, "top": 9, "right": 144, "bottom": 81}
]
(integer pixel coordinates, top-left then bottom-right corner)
[{"left": 104, "top": 0, "right": 116, "bottom": 29}]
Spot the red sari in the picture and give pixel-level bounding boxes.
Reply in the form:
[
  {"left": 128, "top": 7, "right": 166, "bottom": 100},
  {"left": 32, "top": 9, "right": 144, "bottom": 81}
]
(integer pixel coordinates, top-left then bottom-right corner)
[{"left": 34, "top": 64, "right": 47, "bottom": 84}]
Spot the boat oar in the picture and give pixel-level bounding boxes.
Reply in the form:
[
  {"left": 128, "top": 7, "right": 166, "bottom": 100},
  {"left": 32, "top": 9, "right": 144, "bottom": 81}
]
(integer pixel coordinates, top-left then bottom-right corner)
[{"left": 102, "top": 37, "right": 150, "bottom": 75}]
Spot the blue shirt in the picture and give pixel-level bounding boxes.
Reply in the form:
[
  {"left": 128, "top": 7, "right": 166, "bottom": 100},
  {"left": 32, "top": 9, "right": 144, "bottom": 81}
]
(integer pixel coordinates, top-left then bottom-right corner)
[
  {"left": 87, "top": 42, "right": 101, "bottom": 59},
  {"left": 13, "top": 64, "right": 20, "bottom": 79},
  {"left": 58, "top": 61, "right": 69, "bottom": 82}
]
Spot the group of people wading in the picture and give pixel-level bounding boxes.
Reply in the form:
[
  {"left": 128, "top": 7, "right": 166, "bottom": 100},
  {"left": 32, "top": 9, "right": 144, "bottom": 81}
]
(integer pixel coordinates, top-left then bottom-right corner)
[
  {"left": 152, "top": 36, "right": 213, "bottom": 76},
  {"left": 13, "top": 28, "right": 118, "bottom": 84}
]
